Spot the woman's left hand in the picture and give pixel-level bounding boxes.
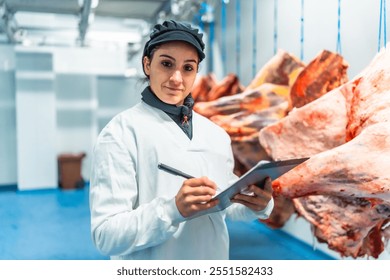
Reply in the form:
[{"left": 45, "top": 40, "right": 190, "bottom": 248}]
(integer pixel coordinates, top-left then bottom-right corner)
[{"left": 230, "top": 177, "right": 273, "bottom": 212}]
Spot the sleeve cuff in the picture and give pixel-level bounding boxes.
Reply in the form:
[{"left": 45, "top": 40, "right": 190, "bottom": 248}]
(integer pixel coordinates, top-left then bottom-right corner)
[
  {"left": 252, "top": 197, "right": 274, "bottom": 219},
  {"left": 163, "top": 197, "right": 186, "bottom": 225}
]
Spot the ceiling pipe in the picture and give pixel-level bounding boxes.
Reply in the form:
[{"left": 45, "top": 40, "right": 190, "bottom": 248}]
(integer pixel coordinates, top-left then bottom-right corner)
[
  {"left": 78, "top": 0, "right": 98, "bottom": 46},
  {"left": 0, "top": 0, "right": 22, "bottom": 43},
  {"left": 155, "top": 0, "right": 218, "bottom": 25}
]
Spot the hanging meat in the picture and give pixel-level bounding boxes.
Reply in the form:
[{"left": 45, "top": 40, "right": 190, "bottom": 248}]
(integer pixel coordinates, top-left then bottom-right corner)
[
  {"left": 209, "top": 101, "right": 288, "bottom": 173},
  {"left": 259, "top": 47, "right": 390, "bottom": 258},
  {"left": 194, "top": 83, "right": 288, "bottom": 118},
  {"left": 194, "top": 50, "right": 305, "bottom": 174},
  {"left": 289, "top": 50, "right": 349, "bottom": 109},
  {"left": 250, "top": 50, "right": 350, "bottom": 228},
  {"left": 246, "top": 49, "right": 305, "bottom": 90},
  {"left": 191, "top": 73, "right": 244, "bottom": 102},
  {"left": 191, "top": 73, "right": 218, "bottom": 102},
  {"left": 294, "top": 195, "right": 389, "bottom": 258},
  {"left": 207, "top": 73, "right": 244, "bottom": 101},
  {"left": 259, "top": 80, "right": 356, "bottom": 160},
  {"left": 194, "top": 85, "right": 290, "bottom": 176},
  {"left": 192, "top": 49, "right": 353, "bottom": 229}
]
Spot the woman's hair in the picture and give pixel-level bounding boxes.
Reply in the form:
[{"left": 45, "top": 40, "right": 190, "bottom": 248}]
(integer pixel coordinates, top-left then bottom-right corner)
[{"left": 140, "top": 46, "right": 160, "bottom": 83}]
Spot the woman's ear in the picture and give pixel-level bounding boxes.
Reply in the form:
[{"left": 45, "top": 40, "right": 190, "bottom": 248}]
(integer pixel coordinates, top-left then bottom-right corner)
[{"left": 143, "top": 56, "right": 151, "bottom": 75}]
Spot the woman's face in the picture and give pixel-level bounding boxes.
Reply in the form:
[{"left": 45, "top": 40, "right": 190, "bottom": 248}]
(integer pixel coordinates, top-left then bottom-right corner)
[{"left": 143, "top": 41, "right": 199, "bottom": 105}]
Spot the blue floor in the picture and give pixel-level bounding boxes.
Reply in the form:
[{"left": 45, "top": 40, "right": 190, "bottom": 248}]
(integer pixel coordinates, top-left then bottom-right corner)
[{"left": 0, "top": 186, "right": 333, "bottom": 260}]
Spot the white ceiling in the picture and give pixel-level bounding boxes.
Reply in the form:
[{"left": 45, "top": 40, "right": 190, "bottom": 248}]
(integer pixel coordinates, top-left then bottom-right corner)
[
  {"left": 95, "top": 0, "right": 170, "bottom": 20},
  {"left": 0, "top": 0, "right": 209, "bottom": 46},
  {"left": 3, "top": 0, "right": 171, "bottom": 21}
]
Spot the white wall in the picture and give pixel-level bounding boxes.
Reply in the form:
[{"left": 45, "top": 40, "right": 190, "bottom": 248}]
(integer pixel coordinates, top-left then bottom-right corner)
[
  {"left": 54, "top": 45, "right": 143, "bottom": 181},
  {"left": 0, "top": 46, "right": 17, "bottom": 186},
  {"left": 15, "top": 50, "right": 58, "bottom": 190},
  {"left": 0, "top": 44, "right": 144, "bottom": 189},
  {"left": 213, "top": 0, "right": 386, "bottom": 85}
]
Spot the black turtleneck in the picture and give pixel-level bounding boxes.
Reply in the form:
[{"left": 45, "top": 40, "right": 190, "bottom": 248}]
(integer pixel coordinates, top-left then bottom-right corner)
[{"left": 141, "top": 86, "right": 194, "bottom": 139}]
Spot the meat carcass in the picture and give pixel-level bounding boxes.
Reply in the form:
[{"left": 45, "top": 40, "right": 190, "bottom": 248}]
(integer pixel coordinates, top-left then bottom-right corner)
[
  {"left": 258, "top": 46, "right": 390, "bottom": 258},
  {"left": 194, "top": 83, "right": 288, "bottom": 118},
  {"left": 289, "top": 50, "right": 349, "bottom": 109},
  {"left": 259, "top": 81, "right": 357, "bottom": 160},
  {"left": 191, "top": 73, "right": 217, "bottom": 102},
  {"left": 261, "top": 195, "right": 297, "bottom": 229},
  {"left": 209, "top": 101, "right": 288, "bottom": 174},
  {"left": 272, "top": 123, "right": 390, "bottom": 202},
  {"left": 207, "top": 73, "right": 244, "bottom": 101},
  {"left": 231, "top": 133, "right": 271, "bottom": 176},
  {"left": 246, "top": 49, "right": 305, "bottom": 90},
  {"left": 192, "top": 73, "right": 244, "bottom": 102},
  {"left": 209, "top": 100, "right": 288, "bottom": 137},
  {"left": 346, "top": 50, "right": 390, "bottom": 141},
  {"left": 294, "top": 195, "right": 389, "bottom": 258}
]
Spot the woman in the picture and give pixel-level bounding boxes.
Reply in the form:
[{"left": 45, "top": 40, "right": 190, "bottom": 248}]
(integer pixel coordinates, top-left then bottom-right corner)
[{"left": 89, "top": 20, "right": 274, "bottom": 260}]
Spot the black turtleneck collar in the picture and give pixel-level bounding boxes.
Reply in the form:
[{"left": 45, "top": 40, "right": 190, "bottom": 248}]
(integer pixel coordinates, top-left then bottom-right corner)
[{"left": 141, "top": 86, "right": 194, "bottom": 139}]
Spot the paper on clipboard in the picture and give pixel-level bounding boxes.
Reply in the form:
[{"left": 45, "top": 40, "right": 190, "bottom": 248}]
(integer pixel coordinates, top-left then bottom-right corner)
[{"left": 188, "top": 157, "right": 309, "bottom": 219}]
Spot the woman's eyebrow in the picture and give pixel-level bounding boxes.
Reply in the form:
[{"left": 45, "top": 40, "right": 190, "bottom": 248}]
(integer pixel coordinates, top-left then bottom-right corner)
[{"left": 159, "top": 54, "right": 197, "bottom": 64}]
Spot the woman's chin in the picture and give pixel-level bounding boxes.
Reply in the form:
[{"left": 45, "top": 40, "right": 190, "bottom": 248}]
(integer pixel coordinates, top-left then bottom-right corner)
[{"left": 162, "top": 96, "right": 183, "bottom": 105}]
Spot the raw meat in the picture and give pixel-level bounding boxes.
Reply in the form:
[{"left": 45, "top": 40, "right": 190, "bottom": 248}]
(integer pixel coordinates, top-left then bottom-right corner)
[
  {"left": 272, "top": 123, "right": 390, "bottom": 202},
  {"left": 193, "top": 83, "right": 288, "bottom": 118},
  {"left": 191, "top": 73, "right": 244, "bottom": 102},
  {"left": 258, "top": 47, "right": 390, "bottom": 258},
  {"left": 289, "top": 50, "right": 349, "bottom": 108},
  {"left": 294, "top": 195, "right": 389, "bottom": 258},
  {"left": 207, "top": 73, "right": 243, "bottom": 101},
  {"left": 209, "top": 100, "right": 288, "bottom": 137},
  {"left": 259, "top": 81, "right": 357, "bottom": 160},
  {"left": 191, "top": 73, "right": 217, "bottom": 102},
  {"left": 210, "top": 101, "right": 288, "bottom": 174},
  {"left": 246, "top": 49, "right": 305, "bottom": 90}
]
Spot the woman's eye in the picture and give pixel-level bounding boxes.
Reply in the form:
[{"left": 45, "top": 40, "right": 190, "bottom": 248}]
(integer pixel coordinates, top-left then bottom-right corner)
[
  {"left": 184, "top": 65, "right": 194, "bottom": 72},
  {"left": 161, "top": 61, "right": 172, "bottom": 68}
]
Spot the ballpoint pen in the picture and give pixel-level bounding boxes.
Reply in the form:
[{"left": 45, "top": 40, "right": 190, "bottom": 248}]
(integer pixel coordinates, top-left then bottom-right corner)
[
  {"left": 158, "top": 163, "right": 222, "bottom": 193},
  {"left": 157, "top": 163, "right": 194, "bottom": 179}
]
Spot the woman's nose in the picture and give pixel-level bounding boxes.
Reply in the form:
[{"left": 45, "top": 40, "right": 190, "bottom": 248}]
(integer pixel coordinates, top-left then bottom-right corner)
[{"left": 170, "top": 70, "right": 183, "bottom": 83}]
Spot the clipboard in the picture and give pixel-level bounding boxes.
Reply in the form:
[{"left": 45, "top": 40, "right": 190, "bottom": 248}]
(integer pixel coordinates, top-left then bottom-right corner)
[{"left": 188, "top": 157, "right": 309, "bottom": 219}]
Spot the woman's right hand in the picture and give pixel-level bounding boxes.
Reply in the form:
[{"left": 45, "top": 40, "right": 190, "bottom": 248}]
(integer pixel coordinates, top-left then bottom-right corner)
[{"left": 175, "top": 176, "right": 220, "bottom": 218}]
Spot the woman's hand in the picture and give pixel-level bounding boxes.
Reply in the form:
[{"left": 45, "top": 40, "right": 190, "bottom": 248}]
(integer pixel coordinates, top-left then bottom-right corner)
[
  {"left": 231, "top": 177, "right": 273, "bottom": 212},
  {"left": 175, "top": 176, "right": 220, "bottom": 218}
]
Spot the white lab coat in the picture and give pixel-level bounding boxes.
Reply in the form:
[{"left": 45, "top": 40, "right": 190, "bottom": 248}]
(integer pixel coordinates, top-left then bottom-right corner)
[{"left": 89, "top": 101, "right": 274, "bottom": 259}]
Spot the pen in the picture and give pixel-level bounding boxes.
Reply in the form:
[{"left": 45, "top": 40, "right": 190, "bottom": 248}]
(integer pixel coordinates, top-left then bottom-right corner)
[
  {"left": 158, "top": 163, "right": 194, "bottom": 179},
  {"left": 158, "top": 163, "right": 221, "bottom": 193}
]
